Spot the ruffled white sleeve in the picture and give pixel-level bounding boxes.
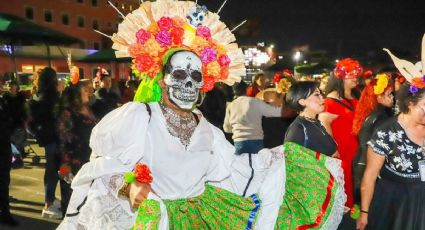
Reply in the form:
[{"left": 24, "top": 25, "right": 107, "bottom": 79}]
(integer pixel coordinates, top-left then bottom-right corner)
[{"left": 58, "top": 102, "right": 151, "bottom": 230}]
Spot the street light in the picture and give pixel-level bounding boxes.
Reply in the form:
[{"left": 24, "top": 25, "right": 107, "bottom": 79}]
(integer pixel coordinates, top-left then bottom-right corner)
[{"left": 293, "top": 51, "right": 301, "bottom": 62}]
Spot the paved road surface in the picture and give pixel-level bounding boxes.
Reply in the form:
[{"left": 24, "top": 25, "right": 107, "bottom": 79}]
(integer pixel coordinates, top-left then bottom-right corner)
[{"left": 3, "top": 144, "right": 60, "bottom": 230}]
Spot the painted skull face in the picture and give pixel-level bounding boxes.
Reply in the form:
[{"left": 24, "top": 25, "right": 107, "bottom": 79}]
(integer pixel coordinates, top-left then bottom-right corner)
[
  {"left": 186, "top": 5, "right": 208, "bottom": 27},
  {"left": 164, "top": 51, "right": 203, "bottom": 110}
]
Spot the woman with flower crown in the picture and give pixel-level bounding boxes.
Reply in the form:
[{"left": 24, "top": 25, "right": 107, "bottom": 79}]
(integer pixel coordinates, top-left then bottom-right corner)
[
  {"left": 57, "top": 1, "right": 284, "bottom": 229},
  {"left": 357, "top": 35, "right": 425, "bottom": 230},
  {"left": 320, "top": 58, "right": 363, "bottom": 209}
]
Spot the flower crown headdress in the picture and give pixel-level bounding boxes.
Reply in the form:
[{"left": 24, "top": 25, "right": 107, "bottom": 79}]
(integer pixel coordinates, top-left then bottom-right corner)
[
  {"left": 333, "top": 58, "right": 363, "bottom": 79},
  {"left": 101, "top": 0, "right": 246, "bottom": 102},
  {"left": 66, "top": 51, "right": 79, "bottom": 85},
  {"left": 383, "top": 33, "right": 425, "bottom": 94}
]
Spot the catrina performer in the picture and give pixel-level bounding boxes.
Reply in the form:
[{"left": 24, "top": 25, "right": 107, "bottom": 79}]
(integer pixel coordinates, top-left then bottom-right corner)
[
  {"left": 57, "top": 0, "right": 285, "bottom": 229},
  {"left": 276, "top": 81, "right": 347, "bottom": 229}
]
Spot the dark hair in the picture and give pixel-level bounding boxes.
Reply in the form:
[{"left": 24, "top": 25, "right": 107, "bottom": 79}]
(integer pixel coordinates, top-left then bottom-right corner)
[
  {"left": 324, "top": 73, "right": 360, "bottom": 99},
  {"left": 37, "top": 67, "right": 58, "bottom": 102},
  {"left": 232, "top": 81, "right": 248, "bottom": 96},
  {"left": 61, "top": 83, "right": 84, "bottom": 112},
  {"left": 286, "top": 81, "right": 319, "bottom": 112},
  {"left": 253, "top": 73, "right": 265, "bottom": 82},
  {"left": 396, "top": 84, "right": 425, "bottom": 113}
]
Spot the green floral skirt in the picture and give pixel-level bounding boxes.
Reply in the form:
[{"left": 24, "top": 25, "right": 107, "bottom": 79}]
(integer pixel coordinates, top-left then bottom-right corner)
[
  {"left": 133, "top": 184, "right": 260, "bottom": 230},
  {"left": 275, "top": 142, "right": 344, "bottom": 230}
]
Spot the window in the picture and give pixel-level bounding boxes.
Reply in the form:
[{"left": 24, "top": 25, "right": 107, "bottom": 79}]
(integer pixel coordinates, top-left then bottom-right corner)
[
  {"left": 62, "top": 14, "right": 69, "bottom": 25},
  {"left": 77, "top": 16, "right": 85, "bottom": 28},
  {"left": 25, "top": 7, "right": 34, "bottom": 20},
  {"left": 77, "top": 0, "right": 83, "bottom": 3},
  {"left": 80, "top": 41, "right": 86, "bottom": 49},
  {"left": 92, "top": 20, "right": 99, "bottom": 30},
  {"left": 44, "top": 10, "right": 53, "bottom": 23},
  {"left": 93, "top": 42, "right": 99, "bottom": 50},
  {"left": 92, "top": 0, "right": 97, "bottom": 6}
]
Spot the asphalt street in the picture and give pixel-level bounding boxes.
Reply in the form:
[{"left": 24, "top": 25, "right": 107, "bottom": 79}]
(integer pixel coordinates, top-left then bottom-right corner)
[{"left": 3, "top": 144, "right": 60, "bottom": 230}]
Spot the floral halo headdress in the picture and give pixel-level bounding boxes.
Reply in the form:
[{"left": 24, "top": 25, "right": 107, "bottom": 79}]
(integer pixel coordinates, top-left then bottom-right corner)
[
  {"left": 384, "top": 33, "right": 425, "bottom": 94},
  {"left": 333, "top": 58, "right": 364, "bottom": 79},
  {"left": 106, "top": 0, "right": 246, "bottom": 103}
]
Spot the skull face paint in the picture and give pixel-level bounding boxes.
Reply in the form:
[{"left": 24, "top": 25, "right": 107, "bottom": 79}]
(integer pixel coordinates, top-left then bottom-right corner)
[{"left": 163, "top": 51, "right": 203, "bottom": 110}]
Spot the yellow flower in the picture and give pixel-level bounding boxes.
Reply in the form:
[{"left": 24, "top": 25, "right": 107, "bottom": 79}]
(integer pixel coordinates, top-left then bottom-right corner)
[
  {"left": 373, "top": 73, "right": 389, "bottom": 95},
  {"left": 205, "top": 61, "right": 221, "bottom": 78}
]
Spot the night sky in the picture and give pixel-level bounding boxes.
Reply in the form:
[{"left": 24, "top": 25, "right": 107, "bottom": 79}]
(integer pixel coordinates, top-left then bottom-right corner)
[{"left": 202, "top": 0, "right": 425, "bottom": 59}]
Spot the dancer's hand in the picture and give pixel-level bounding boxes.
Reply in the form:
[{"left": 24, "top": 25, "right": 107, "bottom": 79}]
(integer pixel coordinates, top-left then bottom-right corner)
[
  {"left": 356, "top": 213, "right": 368, "bottom": 230},
  {"left": 129, "top": 181, "right": 152, "bottom": 209}
]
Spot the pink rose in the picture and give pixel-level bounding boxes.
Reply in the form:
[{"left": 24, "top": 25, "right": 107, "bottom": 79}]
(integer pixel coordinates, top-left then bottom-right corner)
[
  {"left": 136, "top": 29, "right": 151, "bottom": 45},
  {"left": 155, "top": 30, "right": 172, "bottom": 47},
  {"left": 218, "top": 55, "right": 230, "bottom": 66},
  {"left": 196, "top": 26, "right": 211, "bottom": 39},
  {"left": 157, "top": 17, "right": 174, "bottom": 31},
  {"left": 200, "top": 47, "right": 217, "bottom": 64}
]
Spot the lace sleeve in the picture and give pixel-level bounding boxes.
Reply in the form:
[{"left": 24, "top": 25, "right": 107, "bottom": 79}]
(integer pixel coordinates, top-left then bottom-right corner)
[{"left": 102, "top": 173, "right": 126, "bottom": 198}]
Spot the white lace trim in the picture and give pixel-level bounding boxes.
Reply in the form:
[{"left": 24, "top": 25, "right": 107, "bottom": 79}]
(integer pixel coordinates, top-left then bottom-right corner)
[
  {"left": 68, "top": 174, "right": 136, "bottom": 230},
  {"left": 320, "top": 157, "right": 346, "bottom": 230}
]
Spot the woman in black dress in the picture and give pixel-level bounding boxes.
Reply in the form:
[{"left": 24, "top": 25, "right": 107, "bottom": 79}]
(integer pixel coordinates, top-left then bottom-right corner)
[
  {"left": 357, "top": 83, "right": 425, "bottom": 230},
  {"left": 285, "top": 81, "right": 337, "bottom": 156},
  {"left": 352, "top": 74, "right": 394, "bottom": 203}
]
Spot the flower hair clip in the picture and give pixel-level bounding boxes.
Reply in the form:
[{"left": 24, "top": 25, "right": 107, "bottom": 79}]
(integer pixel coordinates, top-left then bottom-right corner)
[
  {"left": 334, "top": 58, "right": 363, "bottom": 79},
  {"left": 409, "top": 75, "right": 425, "bottom": 93},
  {"left": 373, "top": 73, "right": 391, "bottom": 95}
]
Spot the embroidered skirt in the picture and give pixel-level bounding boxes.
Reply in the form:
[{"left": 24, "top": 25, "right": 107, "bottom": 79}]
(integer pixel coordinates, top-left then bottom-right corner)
[
  {"left": 275, "top": 142, "right": 346, "bottom": 230},
  {"left": 133, "top": 184, "right": 260, "bottom": 229}
]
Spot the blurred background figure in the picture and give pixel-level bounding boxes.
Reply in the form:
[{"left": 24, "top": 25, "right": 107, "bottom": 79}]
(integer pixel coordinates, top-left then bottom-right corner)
[
  {"left": 246, "top": 73, "right": 269, "bottom": 97},
  {"left": 28, "top": 67, "right": 62, "bottom": 219},
  {"left": 57, "top": 80, "right": 97, "bottom": 216},
  {"left": 0, "top": 90, "right": 19, "bottom": 227},
  {"left": 91, "top": 68, "right": 119, "bottom": 119},
  {"left": 3, "top": 81, "right": 28, "bottom": 168},
  {"left": 224, "top": 81, "right": 281, "bottom": 155}
]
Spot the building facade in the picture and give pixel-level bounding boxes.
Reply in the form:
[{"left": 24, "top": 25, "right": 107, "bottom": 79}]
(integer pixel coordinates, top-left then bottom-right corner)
[{"left": 0, "top": 0, "right": 139, "bottom": 79}]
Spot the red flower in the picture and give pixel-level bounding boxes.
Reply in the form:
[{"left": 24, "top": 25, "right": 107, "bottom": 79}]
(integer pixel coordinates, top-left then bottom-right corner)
[
  {"left": 201, "top": 76, "right": 215, "bottom": 92},
  {"left": 171, "top": 27, "right": 184, "bottom": 45},
  {"left": 334, "top": 58, "right": 363, "bottom": 79},
  {"left": 157, "top": 17, "right": 174, "bottom": 31},
  {"left": 134, "top": 163, "right": 153, "bottom": 183},
  {"left": 362, "top": 69, "right": 373, "bottom": 79},
  {"left": 59, "top": 165, "right": 70, "bottom": 175},
  {"left": 134, "top": 55, "right": 154, "bottom": 72},
  {"left": 283, "top": 69, "right": 292, "bottom": 76},
  {"left": 273, "top": 73, "right": 282, "bottom": 83},
  {"left": 218, "top": 55, "right": 230, "bottom": 67}
]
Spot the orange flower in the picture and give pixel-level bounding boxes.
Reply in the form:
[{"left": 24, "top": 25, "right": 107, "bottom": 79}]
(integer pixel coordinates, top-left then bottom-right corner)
[
  {"left": 215, "top": 44, "right": 227, "bottom": 56},
  {"left": 147, "top": 22, "right": 160, "bottom": 34},
  {"left": 128, "top": 43, "right": 144, "bottom": 57},
  {"left": 134, "top": 163, "right": 153, "bottom": 183},
  {"left": 412, "top": 77, "right": 425, "bottom": 88},
  {"left": 191, "top": 37, "right": 209, "bottom": 53},
  {"left": 142, "top": 38, "right": 164, "bottom": 57},
  {"left": 205, "top": 61, "right": 221, "bottom": 78}
]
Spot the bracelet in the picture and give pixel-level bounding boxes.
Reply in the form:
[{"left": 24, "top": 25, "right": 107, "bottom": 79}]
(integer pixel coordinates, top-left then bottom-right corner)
[
  {"left": 360, "top": 210, "right": 369, "bottom": 214},
  {"left": 118, "top": 182, "right": 131, "bottom": 198}
]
